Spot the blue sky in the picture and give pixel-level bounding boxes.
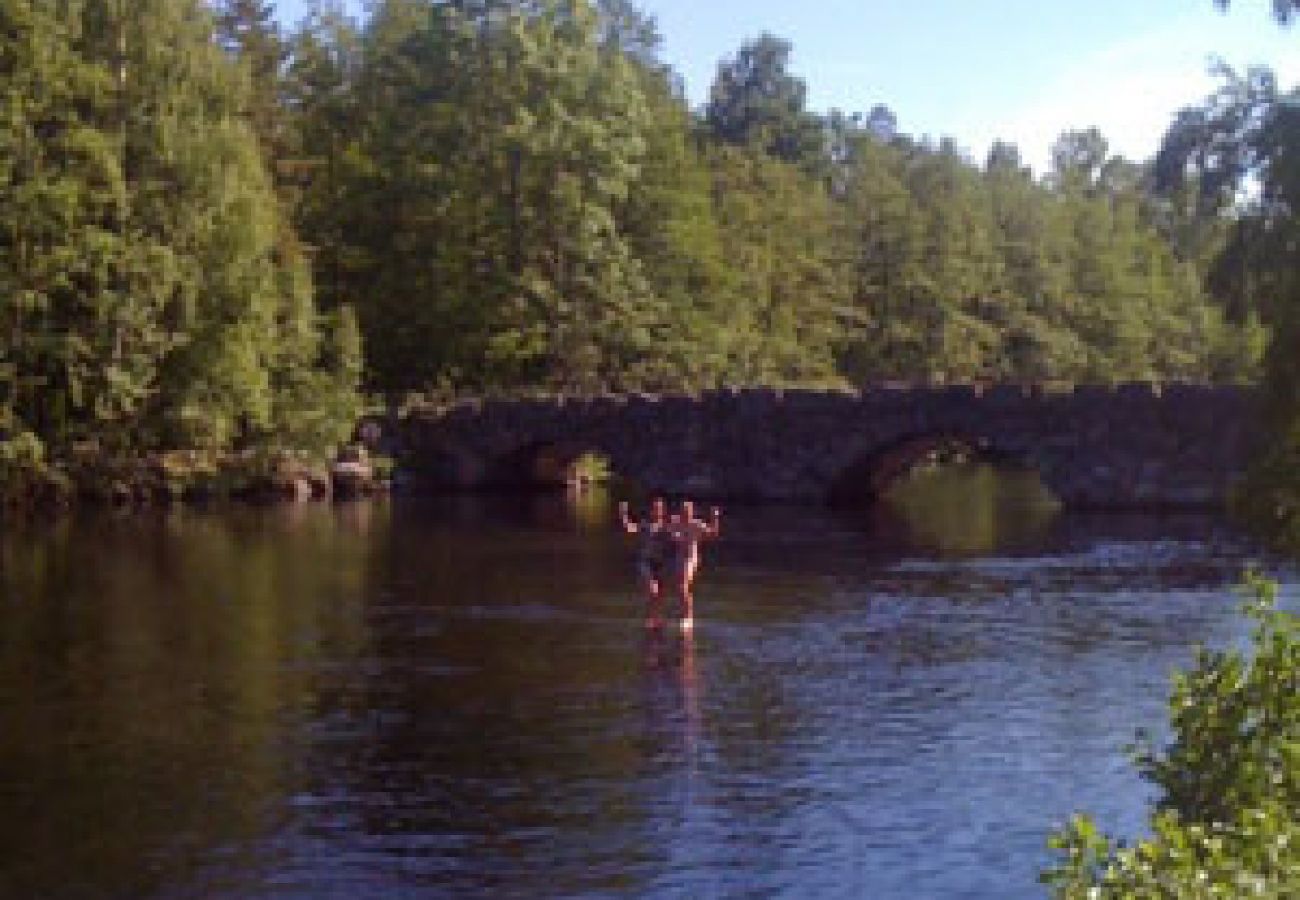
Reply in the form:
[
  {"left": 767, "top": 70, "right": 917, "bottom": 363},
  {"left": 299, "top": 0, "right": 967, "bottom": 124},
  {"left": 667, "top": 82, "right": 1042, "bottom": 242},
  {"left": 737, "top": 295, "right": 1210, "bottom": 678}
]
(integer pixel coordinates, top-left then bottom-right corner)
[{"left": 274, "top": 0, "right": 1298, "bottom": 172}]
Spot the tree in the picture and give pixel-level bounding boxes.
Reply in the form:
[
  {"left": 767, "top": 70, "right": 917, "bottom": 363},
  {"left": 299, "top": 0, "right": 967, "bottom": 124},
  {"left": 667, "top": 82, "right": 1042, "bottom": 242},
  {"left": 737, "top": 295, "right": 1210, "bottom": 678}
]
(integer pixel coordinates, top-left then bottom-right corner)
[
  {"left": 984, "top": 141, "right": 1082, "bottom": 378},
  {"left": 212, "top": 0, "right": 288, "bottom": 166},
  {"left": 835, "top": 128, "right": 929, "bottom": 380},
  {"left": 0, "top": 0, "right": 359, "bottom": 490},
  {"left": 1153, "top": 66, "right": 1281, "bottom": 323},
  {"left": 281, "top": 0, "right": 363, "bottom": 314},
  {"left": 1049, "top": 127, "right": 1110, "bottom": 194},
  {"left": 295, "top": 0, "right": 674, "bottom": 394},
  {"left": 593, "top": 0, "right": 661, "bottom": 65},
  {"left": 707, "top": 145, "right": 849, "bottom": 385},
  {"left": 705, "top": 33, "right": 824, "bottom": 168},
  {"left": 272, "top": 4, "right": 1260, "bottom": 404},
  {"left": 611, "top": 56, "right": 739, "bottom": 389},
  {"left": 1215, "top": 0, "right": 1300, "bottom": 23},
  {"left": 865, "top": 103, "right": 898, "bottom": 142}
]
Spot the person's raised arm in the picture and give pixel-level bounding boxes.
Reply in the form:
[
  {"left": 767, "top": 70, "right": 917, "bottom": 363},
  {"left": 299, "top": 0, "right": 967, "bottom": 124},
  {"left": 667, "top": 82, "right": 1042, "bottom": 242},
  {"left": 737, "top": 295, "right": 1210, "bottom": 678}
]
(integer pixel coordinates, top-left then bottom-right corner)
[
  {"left": 618, "top": 500, "right": 639, "bottom": 534},
  {"left": 703, "top": 506, "right": 722, "bottom": 539}
]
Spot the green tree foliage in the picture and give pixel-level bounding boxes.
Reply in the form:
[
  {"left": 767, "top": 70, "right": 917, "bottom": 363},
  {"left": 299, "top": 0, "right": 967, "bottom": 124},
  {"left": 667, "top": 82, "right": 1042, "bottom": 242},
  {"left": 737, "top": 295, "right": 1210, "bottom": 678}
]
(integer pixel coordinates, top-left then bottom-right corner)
[
  {"left": 836, "top": 128, "right": 931, "bottom": 380},
  {"left": 1047, "top": 128, "right": 1242, "bottom": 381},
  {"left": 279, "top": 2, "right": 1259, "bottom": 398},
  {"left": 704, "top": 33, "right": 824, "bottom": 167},
  {"left": 983, "top": 141, "right": 1082, "bottom": 377},
  {"left": 0, "top": 0, "right": 360, "bottom": 498},
  {"left": 829, "top": 120, "right": 1242, "bottom": 385},
  {"left": 213, "top": 0, "right": 288, "bottom": 167},
  {"left": 707, "top": 144, "right": 848, "bottom": 384},
  {"left": 293, "top": 0, "right": 676, "bottom": 394},
  {"left": 1043, "top": 574, "right": 1300, "bottom": 896},
  {"left": 468, "top": 1, "right": 664, "bottom": 393},
  {"left": 1156, "top": 64, "right": 1300, "bottom": 545},
  {"left": 611, "top": 54, "right": 740, "bottom": 388},
  {"left": 279, "top": 0, "right": 362, "bottom": 313}
]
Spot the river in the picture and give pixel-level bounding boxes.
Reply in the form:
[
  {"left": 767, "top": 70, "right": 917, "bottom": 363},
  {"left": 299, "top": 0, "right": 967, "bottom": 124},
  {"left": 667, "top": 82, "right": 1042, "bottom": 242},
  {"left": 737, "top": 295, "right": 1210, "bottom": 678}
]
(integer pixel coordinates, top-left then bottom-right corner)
[{"left": 0, "top": 466, "right": 1283, "bottom": 898}]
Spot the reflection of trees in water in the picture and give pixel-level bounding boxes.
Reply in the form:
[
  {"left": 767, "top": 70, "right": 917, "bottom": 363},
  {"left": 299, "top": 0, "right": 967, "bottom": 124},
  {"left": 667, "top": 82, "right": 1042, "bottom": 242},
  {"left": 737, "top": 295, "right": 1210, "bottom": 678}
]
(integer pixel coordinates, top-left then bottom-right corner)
[
  {"left": 565, "top": 482, "right": 617, "bottom": 532},
  {"left": 0, "top": 493, "right": 1247, "bottom": 897},
  {"left": 884, "top": 463, "right": 1060, "bottom": 556},
  {"left": 0, "top": 505, "right": 384, "bottom": 898},
  {"left": 307, "top": 513, "right": 677, "bottom": 895}
]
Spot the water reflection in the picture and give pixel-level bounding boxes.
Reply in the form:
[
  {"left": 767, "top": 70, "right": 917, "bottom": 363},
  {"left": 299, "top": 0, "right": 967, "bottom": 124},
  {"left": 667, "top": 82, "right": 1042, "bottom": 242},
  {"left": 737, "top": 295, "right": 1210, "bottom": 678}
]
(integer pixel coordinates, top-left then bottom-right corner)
[
  {"left": 640, "top": 627, "right": 702, "bottom": 777},
  {"left": 0, "top": 476, "right": 1273, "bottom": 899},
  {"left": 565, "top": 482, "right": 618, "bottom": 532},
  {"left": 0, "top": 505, "right": 384, "bottom": 899},
  {"left": 883, "top": 462, "right": 1060, "bottom": 556}
]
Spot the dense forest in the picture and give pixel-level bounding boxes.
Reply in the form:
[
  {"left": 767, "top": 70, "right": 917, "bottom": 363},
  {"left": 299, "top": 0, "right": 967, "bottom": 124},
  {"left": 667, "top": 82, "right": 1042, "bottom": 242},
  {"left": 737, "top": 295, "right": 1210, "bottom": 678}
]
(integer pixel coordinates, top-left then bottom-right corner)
[
  {"left": 281, "top": 0, "right": 1263, "bottom": 394},
  {"left": 0, "top": 0, "right": 1295, "bottom": 502}
]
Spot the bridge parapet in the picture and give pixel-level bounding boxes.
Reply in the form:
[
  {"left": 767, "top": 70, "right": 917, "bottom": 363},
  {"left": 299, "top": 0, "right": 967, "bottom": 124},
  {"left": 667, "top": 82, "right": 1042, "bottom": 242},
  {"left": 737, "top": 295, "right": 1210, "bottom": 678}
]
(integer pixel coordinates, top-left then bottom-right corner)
[{"left": 398, "top": 385, "right": 1264, "bottom": 509}]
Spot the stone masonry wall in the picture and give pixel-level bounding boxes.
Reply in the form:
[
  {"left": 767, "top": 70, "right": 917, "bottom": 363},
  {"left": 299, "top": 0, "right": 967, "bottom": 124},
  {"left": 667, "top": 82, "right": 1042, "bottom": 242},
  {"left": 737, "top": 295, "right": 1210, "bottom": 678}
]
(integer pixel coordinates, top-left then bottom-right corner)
[{"left": 396, "top": 384, "right": 1264, "bottom": 509}]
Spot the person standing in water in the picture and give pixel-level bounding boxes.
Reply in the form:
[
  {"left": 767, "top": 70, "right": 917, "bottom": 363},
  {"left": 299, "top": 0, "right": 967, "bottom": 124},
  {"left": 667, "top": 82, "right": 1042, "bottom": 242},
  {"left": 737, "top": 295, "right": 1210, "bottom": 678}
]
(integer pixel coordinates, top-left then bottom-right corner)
[
  {"left": 618, "top": 498, "right": 672, "bottom": 628},
  {"left": 668, "top": 500, "right": 721, "bottom": 631}
]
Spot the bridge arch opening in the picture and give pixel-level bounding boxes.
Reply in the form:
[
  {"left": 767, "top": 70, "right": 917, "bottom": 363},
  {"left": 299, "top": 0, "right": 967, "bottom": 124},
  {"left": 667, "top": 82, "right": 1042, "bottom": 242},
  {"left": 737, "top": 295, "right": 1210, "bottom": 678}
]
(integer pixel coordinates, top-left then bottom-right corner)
[
  {"left": 487, "top": 440, "right": 640, "bottom": 495},
  {"left": 828, "top": 433, "right": 1060, "bottom": 510},
  {"left": 484, "top": 440, "right": 644, "bottom": 530},
  {"left": 829, "top": 433, "right": 1061, "bottom": 553}
]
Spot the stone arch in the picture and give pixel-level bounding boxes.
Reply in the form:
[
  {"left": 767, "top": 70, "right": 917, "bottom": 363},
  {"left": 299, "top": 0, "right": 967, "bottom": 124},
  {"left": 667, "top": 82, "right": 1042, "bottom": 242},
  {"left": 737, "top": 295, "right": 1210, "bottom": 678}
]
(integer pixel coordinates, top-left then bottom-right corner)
[
  {"left": 483, "top": 437, "right": 638, "bottom": 492},
  {"left": 826, "top": 430, "right": 1040, "bottom": 506},
  {"left": 399, "top": 386, "right": 1259, "bottom": 508}
]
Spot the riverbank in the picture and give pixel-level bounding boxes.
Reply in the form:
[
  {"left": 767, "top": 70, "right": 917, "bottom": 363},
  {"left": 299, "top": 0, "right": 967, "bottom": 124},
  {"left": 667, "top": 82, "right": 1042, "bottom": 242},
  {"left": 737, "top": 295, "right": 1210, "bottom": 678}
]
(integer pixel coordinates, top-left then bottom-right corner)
[{"left": 0, "top": 442, "right": 391, "bottom": 511}]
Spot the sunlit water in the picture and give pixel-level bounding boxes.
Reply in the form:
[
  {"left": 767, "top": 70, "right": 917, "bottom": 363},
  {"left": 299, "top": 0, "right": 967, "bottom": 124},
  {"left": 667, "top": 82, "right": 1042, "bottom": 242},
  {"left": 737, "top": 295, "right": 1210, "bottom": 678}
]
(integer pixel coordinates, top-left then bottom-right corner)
[{"left": 0, "top": 466, "right": 1290, "bottom": 899}]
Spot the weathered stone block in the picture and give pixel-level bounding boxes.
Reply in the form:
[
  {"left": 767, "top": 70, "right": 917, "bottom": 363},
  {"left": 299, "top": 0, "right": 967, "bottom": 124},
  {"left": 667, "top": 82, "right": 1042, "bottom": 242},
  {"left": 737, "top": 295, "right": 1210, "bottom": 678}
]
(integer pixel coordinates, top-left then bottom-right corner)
[
  {"left": 1114, "top": 382, "right": 1160, "bottom": 400},
  {"left": 780, "top": 389, "right": 854, "bottom": 412},
  {"left": 980, "top": 384, "right": 1031, "bottom": 404}
]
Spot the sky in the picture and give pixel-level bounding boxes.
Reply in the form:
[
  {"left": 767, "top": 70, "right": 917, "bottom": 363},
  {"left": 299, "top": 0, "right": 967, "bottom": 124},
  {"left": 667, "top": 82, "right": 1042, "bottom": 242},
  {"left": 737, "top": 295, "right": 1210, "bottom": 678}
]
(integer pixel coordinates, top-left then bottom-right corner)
[{"left": 274, "top": 0, "right": 1300, "bottom": 172}]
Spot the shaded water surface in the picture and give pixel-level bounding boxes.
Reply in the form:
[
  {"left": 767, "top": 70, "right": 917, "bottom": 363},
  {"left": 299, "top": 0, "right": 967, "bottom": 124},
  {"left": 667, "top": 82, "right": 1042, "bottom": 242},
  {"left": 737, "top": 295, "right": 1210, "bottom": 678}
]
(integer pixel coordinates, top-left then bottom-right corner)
[{"left": 0, "top": 468, "right": 1283, "bottom": 898}]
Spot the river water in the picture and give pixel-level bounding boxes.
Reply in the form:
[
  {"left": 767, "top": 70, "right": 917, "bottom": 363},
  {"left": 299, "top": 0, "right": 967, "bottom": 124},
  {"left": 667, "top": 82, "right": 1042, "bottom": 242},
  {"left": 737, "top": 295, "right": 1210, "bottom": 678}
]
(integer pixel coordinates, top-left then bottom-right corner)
[{"left": 0, "top": 467, "right": 1285, "bottom": 899}]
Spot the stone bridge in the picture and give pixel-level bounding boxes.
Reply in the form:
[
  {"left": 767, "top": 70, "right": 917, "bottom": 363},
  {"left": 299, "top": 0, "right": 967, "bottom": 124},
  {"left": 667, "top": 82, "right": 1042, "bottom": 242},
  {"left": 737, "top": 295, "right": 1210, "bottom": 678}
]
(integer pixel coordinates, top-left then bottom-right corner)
[{"left": 396, "top": 384, "right": 1264, "bottom": 509}]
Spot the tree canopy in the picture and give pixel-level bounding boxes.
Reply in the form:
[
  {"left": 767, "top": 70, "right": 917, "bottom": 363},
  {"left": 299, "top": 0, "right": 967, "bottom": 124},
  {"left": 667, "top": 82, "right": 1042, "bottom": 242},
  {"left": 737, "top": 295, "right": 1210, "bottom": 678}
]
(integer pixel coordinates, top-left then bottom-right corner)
[
  {"left": 0, "top": 0, "right": 1278, "bottom": 500},
  {"left": 274, "top": 0, "right": 1257, "bottom": 399},
  {"left": 0, "top": 0, "right": 360, "bottom": 500}
]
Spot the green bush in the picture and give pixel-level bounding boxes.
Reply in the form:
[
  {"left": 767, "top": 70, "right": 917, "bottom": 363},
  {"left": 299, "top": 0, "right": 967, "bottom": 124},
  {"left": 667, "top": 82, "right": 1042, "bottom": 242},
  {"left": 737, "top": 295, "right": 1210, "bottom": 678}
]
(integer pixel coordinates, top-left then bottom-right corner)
[
  {"left": 0, "top": 431, "right": 72, "bottom": 506},
  {"left": 571, "top": 452, "right": 612, "bottom": 485},
  {"left": 1043, "top": 573, "right": 1300, "bottom": 896}
]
